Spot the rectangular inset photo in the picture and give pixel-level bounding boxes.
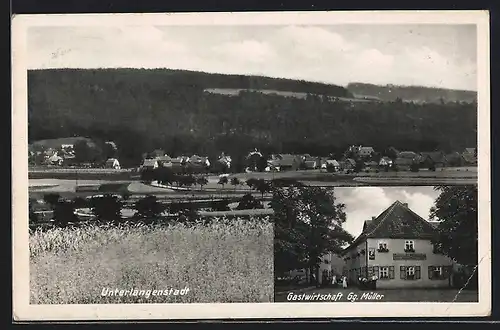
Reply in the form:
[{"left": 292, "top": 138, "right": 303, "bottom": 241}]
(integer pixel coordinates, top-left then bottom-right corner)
[{"left": 274, "top": 185, "right": 480, "bottom": 304}]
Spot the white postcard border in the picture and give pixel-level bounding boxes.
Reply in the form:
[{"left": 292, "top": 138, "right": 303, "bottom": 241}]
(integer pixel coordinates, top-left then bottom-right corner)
[{"left": 12, "top": 10, "right": 491, "bottom": 320}]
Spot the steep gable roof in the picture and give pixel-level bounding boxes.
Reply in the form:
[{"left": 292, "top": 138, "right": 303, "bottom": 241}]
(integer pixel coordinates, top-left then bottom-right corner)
[
  {"left": 142, "top": 158, "right": 158, "bottom": 167},
  {"left": 342, "top": 200, "right": 437, "bottom": 253},
  {"left": 398, "top": 151, "right": 419, "bottom": 159},
  {"left": 464, "top": 148, "right": 476, "bottom": 154},
  {"left": 277, "top": 154, "right": 301, "bottom": 166},
  {"left": 359, "top": 146, "right": 374, "bottom": 153}
]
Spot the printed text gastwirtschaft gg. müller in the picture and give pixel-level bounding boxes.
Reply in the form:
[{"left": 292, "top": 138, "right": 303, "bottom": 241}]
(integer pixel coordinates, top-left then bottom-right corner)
[{"left": 287, "top": 291, "right": 384, "bottom": 302}]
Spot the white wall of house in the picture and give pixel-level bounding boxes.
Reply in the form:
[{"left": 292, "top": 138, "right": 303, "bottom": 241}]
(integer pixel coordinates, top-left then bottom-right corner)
[
  {"left": 365, "top": 238, "right": 454, "bottom": 289},
  {"left": 344, "top": 243, "right": 368, "bottom": 283}
]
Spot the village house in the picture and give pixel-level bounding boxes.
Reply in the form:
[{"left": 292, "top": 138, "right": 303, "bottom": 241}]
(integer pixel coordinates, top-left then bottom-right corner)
[
  {"left": 461, "top": 153, "right": 478, "bottom": 166},
  {"left": 394, "top": 151, "right": 420, "bottom": 171},
  {"left": 186, "top": 155, "right": 211, "bottom": 173},
  {"left": 141, "top": 158, "right": 159, "bottom": 170},
  {"left": 272, "top": 154, "right": 303, "bottom": 171},
  {"left": 419, "top": 151, "right": 447, "bottom": 168},
  {"left": 157, "top": 155, "right": 173, "bottom": 167},
  {"left": 341, "top": 200, "right": 454, "bottom": 289},
  {"left": 105, "top": 158, "right": 121, "bottom": 169},
  {"left": 303, "top": 156, "right": 319, "bottom": 170},
  {"left": 340, "top": 158, "right": 356, "bottom": 171},
  {"left": 358, "top": 146, "right": 375, "bottom": 158},
  {"left": 379, "top": 156, "right": 393, "bottom": 167},
  {"left": 321, "top": 159, "right": 340, "bottom": 172},
  {"left": 461, "top": 148, "right": 478, "bottom": 166},
  {"left": 60, "top": 143, "right": 75, "bottom": 152},
  {"left": 463, "top": 148, "right": 476, "bottom": 156},
  {"left": 444, "top": 152, "right": 462, "bottom": 167},
  {"left": 317, "top": 252, "right": 346, "bottom": 285},
  {"left": 364, "top": 160, "right": 379, "bottom": 169}
]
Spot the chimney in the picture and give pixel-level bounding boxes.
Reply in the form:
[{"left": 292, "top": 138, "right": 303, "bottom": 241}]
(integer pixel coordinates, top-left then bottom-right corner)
[
  {"left": 371, "top": 216, "right": 376, "bottom": 220},
  {"left": 403, "top": 203, "right": 408, "bottom": 207}
]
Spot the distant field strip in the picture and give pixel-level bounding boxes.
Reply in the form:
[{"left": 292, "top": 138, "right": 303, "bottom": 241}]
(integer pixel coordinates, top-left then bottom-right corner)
[{"left": 30, "top": 219, "right": 274, "bottom": 304}]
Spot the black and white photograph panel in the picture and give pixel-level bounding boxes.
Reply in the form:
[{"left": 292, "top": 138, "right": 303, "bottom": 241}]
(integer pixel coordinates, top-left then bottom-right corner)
[
  {"left": 26, "top": 25, "right": 478, "bottom": 188},
  {"left": 274, "top": 185, "right": 479, "bottom": 303}
]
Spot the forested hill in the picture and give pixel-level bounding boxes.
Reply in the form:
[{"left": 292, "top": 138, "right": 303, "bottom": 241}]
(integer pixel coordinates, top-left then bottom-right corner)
[
  {"left": 347, "top": 82, "right": 477, "bottom": 104},
  {"left": 28, "top": 69, "right": 477, "bottom": 167}
]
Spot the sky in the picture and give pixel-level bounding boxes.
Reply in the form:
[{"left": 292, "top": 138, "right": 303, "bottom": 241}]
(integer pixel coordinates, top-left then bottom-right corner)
[
  {"left": 28, "top": 24, "right": 477, "bottom": 91},
  {"left": 335, "top": 186, "right": 440, "bottom": 238}
]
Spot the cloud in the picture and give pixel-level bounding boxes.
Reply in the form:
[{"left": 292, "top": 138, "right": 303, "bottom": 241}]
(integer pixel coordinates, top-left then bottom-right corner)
[
  {"left": 27, "top": 25, "right": 477, "bottom": 90},
  {"left": 210, "top": 40, "right": 276, "bottom": 64}
]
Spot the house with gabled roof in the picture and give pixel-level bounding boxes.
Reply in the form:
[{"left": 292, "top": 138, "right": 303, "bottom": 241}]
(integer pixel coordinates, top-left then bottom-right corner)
[
  {"left": 105, "top": 158, "right": 121, "bottom": 169},
  {"left": 394, "top": 151, "right": 421, "bottom": 170},
  {"left": 157, "top": 155, "right": 173, "bottom": 167},
  {"left": 303, "top": 156, "right": 320, "bottom": 170},
  {"left": 270, "top": 154, "right": 302, "bottom": 171},
  {"left": 340, "top": 158, "right": 356, "bottom": 171},
  {"left": 141, "top": 158, "right": 159, "bottom": 170},
  {"left": 420, "top": 151, "right": 447, "bottom": 168},
  {"left": 359, "top": 146, "right": 375, "bottom": 158},
  {"left": 379, "top": 156, "right": 393, "bottom": 167},
  {"left": 463, "top": 148, "right": 476, "bottom": 156},
  {"left": 340, "top": 200, "right": 454, "bottom": 289}
]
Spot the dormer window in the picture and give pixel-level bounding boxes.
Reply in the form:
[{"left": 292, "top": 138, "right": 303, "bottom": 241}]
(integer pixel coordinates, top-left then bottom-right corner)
[
  {"left": 404, "top": 240, "right": 415, "bottom": 253},
  {"left": 377, "top": 241, "right": 389, "bottom": 252}
]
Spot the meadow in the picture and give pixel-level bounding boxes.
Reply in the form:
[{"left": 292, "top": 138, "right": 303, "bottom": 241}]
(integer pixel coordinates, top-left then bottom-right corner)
[{"left": 30, "top": 217, "right": 274, "bottom": 304}]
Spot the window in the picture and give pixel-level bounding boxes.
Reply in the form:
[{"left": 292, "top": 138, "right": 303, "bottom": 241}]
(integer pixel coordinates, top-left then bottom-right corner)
[
  {"left": 400, "top": 265, "right": 421, "bottom": 280},
  {"left": 378, "top": 266, "right": 395, "bottom": 280},
  {"left": 378, "top": 241, "right": 389, "bottom": 252},
  {"left": 368, "top": 248, "right": 376, "bottom": 260},
  {"left": 404, "top": 240, "right": 415, "bottom": 252},
  {"left": 380, "top": 267, "right": 389, "bottom": 279},
  {"left": 428, "top": 266, "right": 450, "bottom": 280}
]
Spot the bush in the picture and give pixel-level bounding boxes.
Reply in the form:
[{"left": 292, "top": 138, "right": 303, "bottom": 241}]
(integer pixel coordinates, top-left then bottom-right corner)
[{"left": 236, "top": 193, "right": 264, "bottom": 210}]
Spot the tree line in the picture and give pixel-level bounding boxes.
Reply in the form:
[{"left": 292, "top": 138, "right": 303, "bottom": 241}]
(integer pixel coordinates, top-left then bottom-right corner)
[{"left": 28, "top": 69, "right": 477, "bottom": 168}]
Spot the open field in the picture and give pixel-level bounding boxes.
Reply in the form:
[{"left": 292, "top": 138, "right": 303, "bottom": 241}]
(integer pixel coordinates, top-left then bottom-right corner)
[
  {"left": 30, "top": 218, "right": 274, "bottom": 304},
  {"left": 274, "top": 287, "right": 479, "bottom": 302},
  {"left": 28, "top": 166, "right": 477, "bottom": 199},
  {"left": 29, "top": 168, "right": 138, "bottom": 181}
]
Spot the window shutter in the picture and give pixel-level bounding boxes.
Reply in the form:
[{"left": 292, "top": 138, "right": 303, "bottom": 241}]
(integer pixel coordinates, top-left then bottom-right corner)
[
  {"left": 428, "top": 266, "right": 433, "bottom": 279},
  {"left": 373, "top": 266, "right": 379, "bottom": 277},
  {"left": 389, "top": 266, "right": 395, "bottom": 279},
  {"left": 416, "top": 266, "right": 421, "bottom": 280},
  {"left": 400, "top": 266, "right": 405, "bottom": 279}
]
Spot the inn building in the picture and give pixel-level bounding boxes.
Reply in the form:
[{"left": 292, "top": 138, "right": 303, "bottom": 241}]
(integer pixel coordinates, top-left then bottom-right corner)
[{"left": 340, "top": 200, "right": 455, "bottom": 289}]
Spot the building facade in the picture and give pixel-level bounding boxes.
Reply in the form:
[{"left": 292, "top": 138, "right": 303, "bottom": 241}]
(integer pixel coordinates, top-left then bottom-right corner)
[{"left": 341, "top": 200, "right": 454, "bottom": 289}]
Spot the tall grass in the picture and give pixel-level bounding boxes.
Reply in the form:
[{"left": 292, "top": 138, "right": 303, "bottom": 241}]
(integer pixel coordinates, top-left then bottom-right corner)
[{"left": 30, "top": 217, "right": 273, "bottom": 304}]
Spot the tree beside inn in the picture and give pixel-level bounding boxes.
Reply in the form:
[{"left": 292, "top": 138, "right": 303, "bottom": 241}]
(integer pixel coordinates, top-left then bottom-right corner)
[{"left": 340, "top": 200, "right": 456, "bottom": 289}]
